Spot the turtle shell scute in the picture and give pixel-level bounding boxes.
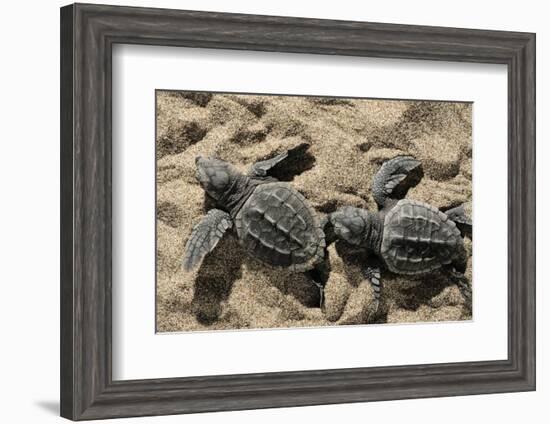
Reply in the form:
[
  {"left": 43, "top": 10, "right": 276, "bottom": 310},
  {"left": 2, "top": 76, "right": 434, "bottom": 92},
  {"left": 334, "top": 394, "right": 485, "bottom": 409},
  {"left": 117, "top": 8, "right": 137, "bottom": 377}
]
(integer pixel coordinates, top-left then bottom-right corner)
[
  {"left": 235, "top": 182, "right": 325, "bottom": 271},
  {"left": 380, "top": 199, "right": 464, "bottom": 275}
]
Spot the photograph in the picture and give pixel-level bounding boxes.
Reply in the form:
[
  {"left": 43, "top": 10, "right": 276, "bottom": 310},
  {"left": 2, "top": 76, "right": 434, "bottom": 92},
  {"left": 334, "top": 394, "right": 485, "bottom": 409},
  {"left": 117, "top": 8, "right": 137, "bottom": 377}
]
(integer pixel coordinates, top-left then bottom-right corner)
[{"left": 155, "top": 90, "right": 473, "bottom": 333}]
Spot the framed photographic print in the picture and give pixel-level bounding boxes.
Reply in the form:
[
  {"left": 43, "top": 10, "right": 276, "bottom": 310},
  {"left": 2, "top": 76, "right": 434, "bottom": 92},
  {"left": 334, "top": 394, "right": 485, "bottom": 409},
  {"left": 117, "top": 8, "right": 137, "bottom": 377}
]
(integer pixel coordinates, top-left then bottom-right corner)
[{"left": 60, "top": 3, "right": 536, "bottom": 420}]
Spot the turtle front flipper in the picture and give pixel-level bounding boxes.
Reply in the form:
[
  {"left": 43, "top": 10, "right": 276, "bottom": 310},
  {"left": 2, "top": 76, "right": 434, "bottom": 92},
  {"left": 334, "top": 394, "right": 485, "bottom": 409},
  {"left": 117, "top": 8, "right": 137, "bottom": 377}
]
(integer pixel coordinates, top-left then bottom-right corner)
[
  {"left": 362, "top": 265, "right": 382, "bottom": 315},
  {"left": 249, "top": 143, "right": 311, "bottom": 178},
  {"left": 446, "top": 267, "right": 472, "bottom": 314},
  {"left": 183, "top": 209, "right": 233, "bottom": 271},
  {"left": 372, "top": 155, "right": 423, "bottom": 209}
]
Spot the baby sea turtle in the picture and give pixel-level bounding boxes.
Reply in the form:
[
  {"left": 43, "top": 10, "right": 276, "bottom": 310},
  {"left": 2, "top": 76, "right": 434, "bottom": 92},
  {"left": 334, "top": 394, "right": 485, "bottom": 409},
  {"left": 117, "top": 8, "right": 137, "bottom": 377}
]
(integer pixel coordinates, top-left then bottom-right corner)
[
  {"left": 183, "top": 144, "right": 327, "bottom": 305},
  {"left": 329, "top": 156, "right": 472, "bottom": 313}
]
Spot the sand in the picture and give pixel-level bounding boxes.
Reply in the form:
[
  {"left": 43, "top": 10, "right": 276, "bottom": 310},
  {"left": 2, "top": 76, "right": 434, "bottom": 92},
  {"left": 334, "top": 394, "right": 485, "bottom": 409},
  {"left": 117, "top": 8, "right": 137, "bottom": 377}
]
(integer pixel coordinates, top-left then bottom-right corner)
[{"left": 155, "top": 91, "right": 472, "bottom": 333}]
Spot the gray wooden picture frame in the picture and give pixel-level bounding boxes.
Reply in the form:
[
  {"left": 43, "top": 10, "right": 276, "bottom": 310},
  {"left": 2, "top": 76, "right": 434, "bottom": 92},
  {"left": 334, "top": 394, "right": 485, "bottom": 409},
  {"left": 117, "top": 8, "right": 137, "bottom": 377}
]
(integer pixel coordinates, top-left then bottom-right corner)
[{"left": 60, "top": 3, "right": 536, "bottom": 421}]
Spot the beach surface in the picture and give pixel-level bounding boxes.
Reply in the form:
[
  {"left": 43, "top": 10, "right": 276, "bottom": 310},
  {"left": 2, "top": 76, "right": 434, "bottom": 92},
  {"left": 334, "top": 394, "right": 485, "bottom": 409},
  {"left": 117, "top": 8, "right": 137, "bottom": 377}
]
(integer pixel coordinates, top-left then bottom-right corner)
[{"left": 156, "top": 91, "right": 472, "bottom": 332}]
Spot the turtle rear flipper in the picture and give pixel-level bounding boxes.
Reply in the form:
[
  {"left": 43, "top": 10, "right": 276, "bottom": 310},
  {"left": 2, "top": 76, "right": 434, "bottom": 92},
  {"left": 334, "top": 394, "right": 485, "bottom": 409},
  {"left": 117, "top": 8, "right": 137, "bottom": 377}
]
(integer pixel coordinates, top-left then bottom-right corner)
[
  {"left": 372, "top": 155, "right": 423, "bottom": 209},
  {"left": 183, "top": 209, "right": 233, "bottom": 271},
  {"left": 444, "top": 204, "right": 472, "bottom": 239},
  {"left": 362, "top": 265, "right": 382, "bottom": 316},
  {"left": 306, "top": 260, "right": 331, "bottom": 309},
  {"left": 249, "top": 143, "right": 312, "bottom": 179},
  {"left": 446, "top": 267, "right": 472, "bottom": 314}
]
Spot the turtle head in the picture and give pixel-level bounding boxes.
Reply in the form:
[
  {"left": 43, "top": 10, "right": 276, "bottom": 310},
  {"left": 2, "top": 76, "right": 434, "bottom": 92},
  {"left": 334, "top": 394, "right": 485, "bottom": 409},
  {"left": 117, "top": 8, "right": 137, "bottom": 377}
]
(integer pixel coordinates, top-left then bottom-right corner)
[
  {"left": 195, "top": 156, "right": 242, "bottom": 202},
  {"left": 329, "top": 206, "right": 376, "bottom": 247}
]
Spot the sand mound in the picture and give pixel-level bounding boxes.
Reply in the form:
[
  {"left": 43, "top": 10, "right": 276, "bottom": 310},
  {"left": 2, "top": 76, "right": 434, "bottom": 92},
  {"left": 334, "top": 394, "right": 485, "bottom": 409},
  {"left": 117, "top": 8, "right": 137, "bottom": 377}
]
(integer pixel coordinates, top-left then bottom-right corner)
[{"left": 156, "top": 91, "right": 472, "bottom": 333}]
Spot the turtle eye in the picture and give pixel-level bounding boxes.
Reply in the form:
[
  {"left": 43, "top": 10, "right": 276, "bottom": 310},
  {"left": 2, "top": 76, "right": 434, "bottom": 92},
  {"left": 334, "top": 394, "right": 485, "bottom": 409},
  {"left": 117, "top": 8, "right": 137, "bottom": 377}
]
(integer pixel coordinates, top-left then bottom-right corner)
[
  {"left": 333, "top": 223, "right": 351, "bottom": 239},
  {"left": 209, "top": 170, "right": 229, "bottom": 191},
  {"left": 339, "top": 226, "right": 350, "bottom": 235},
  {"left": 196, "top": 167, "right": 209, "bottom": 189}
]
